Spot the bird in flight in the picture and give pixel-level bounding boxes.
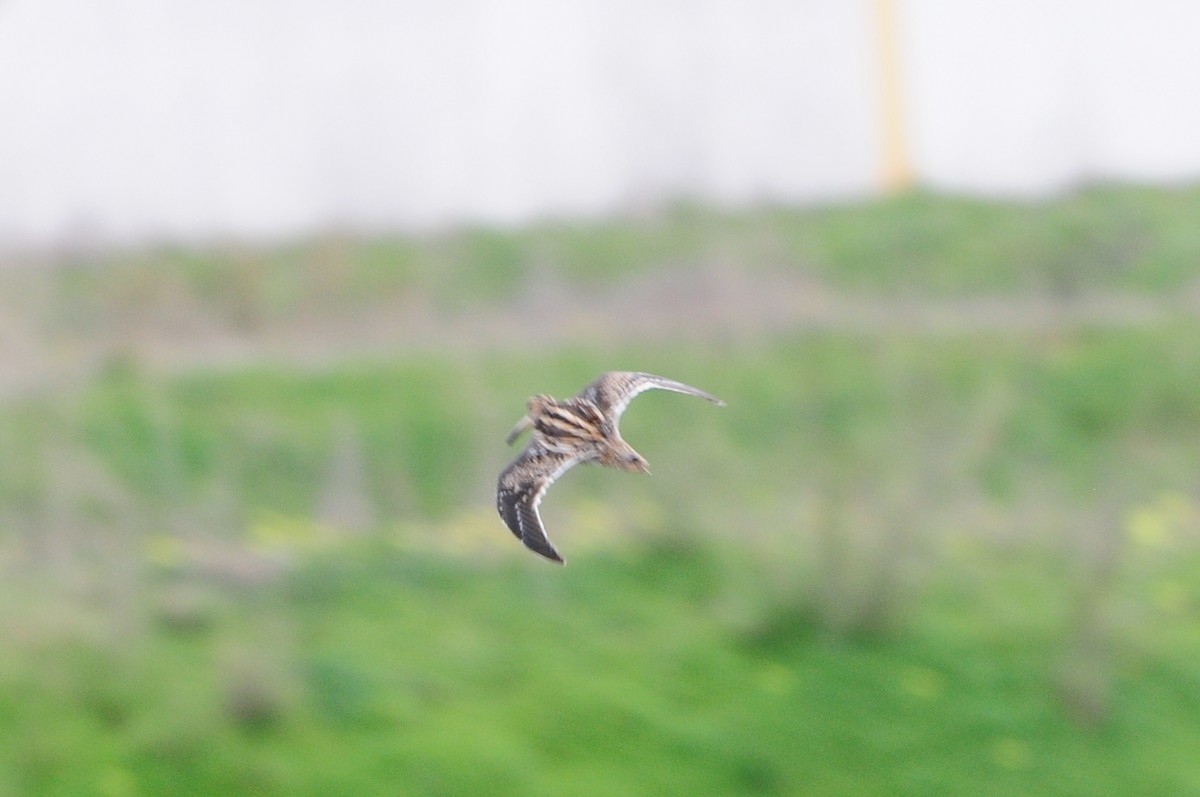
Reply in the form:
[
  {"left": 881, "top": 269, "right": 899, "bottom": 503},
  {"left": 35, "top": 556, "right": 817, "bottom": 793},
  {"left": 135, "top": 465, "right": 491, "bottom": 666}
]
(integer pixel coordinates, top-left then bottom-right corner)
[{"left": 496, "top": 371, "right": 725, "bottom": 564}]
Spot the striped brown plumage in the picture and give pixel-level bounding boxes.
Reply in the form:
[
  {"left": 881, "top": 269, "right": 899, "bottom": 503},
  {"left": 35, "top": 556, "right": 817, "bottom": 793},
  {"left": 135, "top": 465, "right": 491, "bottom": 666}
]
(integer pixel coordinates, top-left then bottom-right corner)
[{"left": 496, "top": 371, "right": 725, "bottom": 564}]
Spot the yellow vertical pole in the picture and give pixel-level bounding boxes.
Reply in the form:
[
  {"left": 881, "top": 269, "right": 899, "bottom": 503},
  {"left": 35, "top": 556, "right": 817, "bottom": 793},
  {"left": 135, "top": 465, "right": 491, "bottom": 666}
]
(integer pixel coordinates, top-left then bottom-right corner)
[{"left": 875, "top": 0, "right": 914, "bottom": 192}]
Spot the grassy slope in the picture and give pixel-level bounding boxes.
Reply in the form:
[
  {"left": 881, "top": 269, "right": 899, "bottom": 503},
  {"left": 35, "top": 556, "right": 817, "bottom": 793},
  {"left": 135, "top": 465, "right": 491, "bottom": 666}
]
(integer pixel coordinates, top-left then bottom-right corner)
[
  {"left": 2, "top": 540, "right": 1199, "bottom": 796},
  {"left": 2, "top": 187, "right": 1200, "bottom": 795},
  {"left": 8, "top": 185, "right": 1200, "bottom": 339}
]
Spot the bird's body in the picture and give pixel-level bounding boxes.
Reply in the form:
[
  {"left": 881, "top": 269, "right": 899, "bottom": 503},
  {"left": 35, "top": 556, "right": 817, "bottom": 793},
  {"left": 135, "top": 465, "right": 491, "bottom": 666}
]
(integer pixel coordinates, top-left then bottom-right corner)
[{"left": 496, "top": 371, "right": 724, "bottom": 563}]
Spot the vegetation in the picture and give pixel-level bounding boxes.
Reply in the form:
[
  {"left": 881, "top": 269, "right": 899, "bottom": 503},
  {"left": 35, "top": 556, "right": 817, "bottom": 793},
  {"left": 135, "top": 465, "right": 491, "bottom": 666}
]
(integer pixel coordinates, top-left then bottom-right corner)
[
  {"left": 7, "top": 184, "right": 1200, "bottom": 334},
  {"left": 1, "top": 185, "right": 1199, "bottom": 795}
]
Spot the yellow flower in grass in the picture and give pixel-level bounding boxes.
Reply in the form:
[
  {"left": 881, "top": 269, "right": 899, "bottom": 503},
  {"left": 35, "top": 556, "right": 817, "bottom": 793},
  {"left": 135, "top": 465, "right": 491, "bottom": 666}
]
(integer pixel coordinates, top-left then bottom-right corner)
[
  {"left": 759, "top": 662, "right": 794, "bottom": 696},
  {"left": 992, "top": 737, "right": 1031, "bottom": 770},
  {"left": 98, "top": 767, "right": 138, "bottom": 797},
  {"left": 1127, "top": 505, "right": 1170, "bottom": 549},
  {"left": 899, "top": 666, "right": 943, "bottom": 701},
  {"left": 248, "top": 512, "right": 334, "bottom": 554},
  {"left": 1126, "top": 491, "right": 1198, "bottom": 549},
  {"left": 144, "top": 533, "right": 184, "bottom": 569}
]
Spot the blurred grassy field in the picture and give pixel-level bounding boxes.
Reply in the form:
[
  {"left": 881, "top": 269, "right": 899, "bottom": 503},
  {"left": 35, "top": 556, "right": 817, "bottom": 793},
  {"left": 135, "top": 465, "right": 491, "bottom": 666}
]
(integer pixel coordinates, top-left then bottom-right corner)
[{"left": 2, "top": 186, "right": 1200, "bottom": 795}]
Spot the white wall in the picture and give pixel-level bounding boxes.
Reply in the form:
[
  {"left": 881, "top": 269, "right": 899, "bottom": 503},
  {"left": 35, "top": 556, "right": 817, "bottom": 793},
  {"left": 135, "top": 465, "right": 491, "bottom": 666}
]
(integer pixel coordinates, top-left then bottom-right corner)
[
  {"left": 0, "top": 0, "right": 1197, "bottom": 248},
  {"left": 906, "top": 0, "right": 1200, "bottom": 193}
]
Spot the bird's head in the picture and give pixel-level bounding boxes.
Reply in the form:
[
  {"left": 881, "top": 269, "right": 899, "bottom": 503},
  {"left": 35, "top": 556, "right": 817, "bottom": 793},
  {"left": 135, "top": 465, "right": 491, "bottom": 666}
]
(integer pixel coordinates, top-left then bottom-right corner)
[{"left": 620, "top": 450, "right": 651, "bottom": 475}]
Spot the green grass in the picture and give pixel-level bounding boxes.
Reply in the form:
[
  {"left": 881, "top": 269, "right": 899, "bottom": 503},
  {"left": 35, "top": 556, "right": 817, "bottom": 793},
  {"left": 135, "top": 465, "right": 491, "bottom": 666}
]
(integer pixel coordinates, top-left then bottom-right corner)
[
  {"left": 2, "top": 326, "right": 1200, "bottom": 795},
  {"left": 793, "top": 185, "right": 1200, "bottom": 295},
  {"left": 8, "top": 185, "right": 1200, "bottom": 340},
  {"left": 44, "top": 325, "right": 1196, "bottom": 516},
  {"left": 3, "top": 186, "right": 1200, "bottom": 795},
  {"left": 1, "top": 539, "right": 1198, "bottom": 796}
]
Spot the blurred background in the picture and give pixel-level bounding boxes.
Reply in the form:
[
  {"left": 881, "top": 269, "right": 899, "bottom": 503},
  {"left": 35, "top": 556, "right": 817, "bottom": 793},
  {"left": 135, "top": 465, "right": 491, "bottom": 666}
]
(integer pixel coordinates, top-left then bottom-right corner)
[{"left": 2, "top": 1, "right": 1200, "bottom": 794}]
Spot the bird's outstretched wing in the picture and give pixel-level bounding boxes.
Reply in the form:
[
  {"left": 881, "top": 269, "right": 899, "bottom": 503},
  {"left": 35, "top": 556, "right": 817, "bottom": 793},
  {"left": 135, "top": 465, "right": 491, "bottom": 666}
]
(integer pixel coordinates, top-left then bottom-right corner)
[
  {"left": 496, "top": 443, "right": 584, "bottom": 564},
  {"left": 579, "top": 371, "right": 725, "bottom": 421}
]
